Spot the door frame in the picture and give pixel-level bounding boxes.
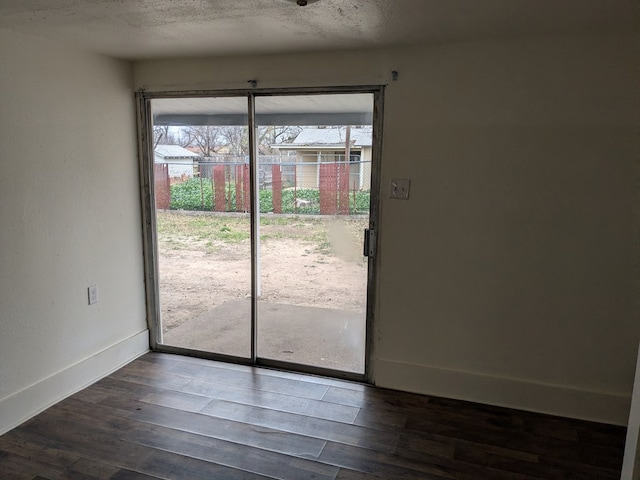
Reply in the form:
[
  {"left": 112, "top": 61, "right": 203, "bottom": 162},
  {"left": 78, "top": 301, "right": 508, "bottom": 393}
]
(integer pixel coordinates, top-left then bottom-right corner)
[{"left": 136, "top": 86, "right": 384, "bottom": 383}]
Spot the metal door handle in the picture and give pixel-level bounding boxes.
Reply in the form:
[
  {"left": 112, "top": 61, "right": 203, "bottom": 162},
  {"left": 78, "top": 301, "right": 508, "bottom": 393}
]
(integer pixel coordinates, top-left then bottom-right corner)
[{"left": 364, "top": 229, "right": 376, "bottom": 257}]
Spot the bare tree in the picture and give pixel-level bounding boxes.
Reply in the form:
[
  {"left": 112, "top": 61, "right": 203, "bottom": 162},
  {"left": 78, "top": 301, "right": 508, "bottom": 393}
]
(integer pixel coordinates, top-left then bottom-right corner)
[
  {"left": 153, "top": 125, "right": 171, "bottom": 148},
  {"left": 184, "top": 125, "right": 222, "bottom": 156},
  {"left": 154, "top": 124, "right": 301, "bottom": 156},
  {"left": 154, "top": 125, "right": 191, "bottom": 149},
  {"left": 177, "top": 128, "right": 195, "bottom": 149},
  {"left": 257, "top": 126, "right": 302, "bottom": 154},
  {"left": 220, "top": 126, "right": 248, "bottom": 156}
]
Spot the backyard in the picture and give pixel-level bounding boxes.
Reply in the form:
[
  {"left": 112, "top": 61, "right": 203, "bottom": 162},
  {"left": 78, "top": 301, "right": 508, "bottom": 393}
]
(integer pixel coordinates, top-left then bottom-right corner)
[{"left": 156, "top": 211, "right": 369, "bottom": 336}]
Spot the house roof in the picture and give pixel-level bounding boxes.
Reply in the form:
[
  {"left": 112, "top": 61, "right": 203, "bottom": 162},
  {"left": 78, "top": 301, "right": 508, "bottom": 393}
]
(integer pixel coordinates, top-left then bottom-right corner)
[
  {"left": 277, "top": 127, "right": 372, "bottom": 150},
  {"left": 154, "top": 144, "right": 200, "bottom": 159}
]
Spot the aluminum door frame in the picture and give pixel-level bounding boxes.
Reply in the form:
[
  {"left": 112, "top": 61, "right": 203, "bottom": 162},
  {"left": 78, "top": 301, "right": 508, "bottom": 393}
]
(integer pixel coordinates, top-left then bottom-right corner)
[{"left": 136, "top": 86, "right": 384, "bottom": 383}]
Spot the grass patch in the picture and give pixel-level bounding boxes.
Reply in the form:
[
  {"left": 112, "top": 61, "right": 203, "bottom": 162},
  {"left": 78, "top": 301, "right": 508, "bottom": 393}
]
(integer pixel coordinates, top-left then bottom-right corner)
[
  {"left": 156, "top": 213, "right": 250, "bottom": 252},
  {"left": 156, "top": 211, "right": 368, "bottom": 256}
]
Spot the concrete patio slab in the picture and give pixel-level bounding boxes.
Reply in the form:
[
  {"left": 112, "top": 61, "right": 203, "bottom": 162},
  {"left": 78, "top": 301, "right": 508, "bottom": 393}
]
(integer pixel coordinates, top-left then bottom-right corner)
[{"left": 163, "top": 299, "right": 365, "bottom": 373}]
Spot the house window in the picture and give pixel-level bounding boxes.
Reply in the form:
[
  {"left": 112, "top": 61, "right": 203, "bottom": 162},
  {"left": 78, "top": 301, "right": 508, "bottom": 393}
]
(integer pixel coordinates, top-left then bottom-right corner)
[{"left": 349, "top": 151, "right": 362, "bottom": 190}]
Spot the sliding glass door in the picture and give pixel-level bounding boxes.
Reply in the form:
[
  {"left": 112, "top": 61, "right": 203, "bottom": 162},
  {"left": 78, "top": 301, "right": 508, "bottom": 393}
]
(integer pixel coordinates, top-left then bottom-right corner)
[
  {"left": 139, "top": 88, "right": 381, "bottom": 379},
  {"left": 149, "top": 96, "right": 252, "bottom": 360},
  {"left": 255, "top": 94, "right": 373, "bottom": 374}
]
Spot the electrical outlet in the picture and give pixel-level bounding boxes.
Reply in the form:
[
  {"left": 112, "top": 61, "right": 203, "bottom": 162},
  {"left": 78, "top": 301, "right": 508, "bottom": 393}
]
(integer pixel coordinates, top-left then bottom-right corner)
[
  {"left": 389, "top": 178, "right": 410, "bottom": 199},
  {"left": 88, "top": 285, "right": 98, "bottom": 305}
]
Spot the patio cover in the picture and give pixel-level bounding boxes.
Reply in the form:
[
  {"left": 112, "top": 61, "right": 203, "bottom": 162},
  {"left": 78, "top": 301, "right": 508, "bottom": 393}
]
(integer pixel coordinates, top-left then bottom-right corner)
[{"left": 152, "top": 93, "right": 373, "bottom": 127}]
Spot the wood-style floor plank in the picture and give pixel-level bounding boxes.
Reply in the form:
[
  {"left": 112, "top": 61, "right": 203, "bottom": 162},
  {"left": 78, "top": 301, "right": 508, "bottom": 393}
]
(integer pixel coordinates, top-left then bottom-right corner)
[
  {"left": 68, "top": 394, "right": 329, "bottom": 461},
  {"left": 198, "top": 398, "right": 400, "bottom": 453},
  {"left": 0, "top": 352, "right": 626, "bottom": 480},
  {"left": 181, "top": 377, "right": 360, "bottom": 423},
  {"left": 151, "top": 359, "right": 332, "bottom": 400}
]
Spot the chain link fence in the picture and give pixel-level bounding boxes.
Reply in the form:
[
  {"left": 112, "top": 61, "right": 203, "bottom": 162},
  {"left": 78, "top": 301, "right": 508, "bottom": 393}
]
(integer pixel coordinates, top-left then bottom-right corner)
[{"left": 155, "top": 154, "right": 371, "bottom": 215}]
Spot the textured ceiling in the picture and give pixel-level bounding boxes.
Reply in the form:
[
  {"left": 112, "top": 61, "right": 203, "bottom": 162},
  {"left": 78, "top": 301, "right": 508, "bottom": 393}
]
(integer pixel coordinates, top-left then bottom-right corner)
[{"left": 0, "top": 0, "right": 635, "bottom": 60}]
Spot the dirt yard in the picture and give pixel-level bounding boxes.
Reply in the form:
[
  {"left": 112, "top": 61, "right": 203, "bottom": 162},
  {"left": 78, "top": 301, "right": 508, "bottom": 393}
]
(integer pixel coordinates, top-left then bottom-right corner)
[{"left": 157, "top": 211, "right": 369, "bottom": 334}]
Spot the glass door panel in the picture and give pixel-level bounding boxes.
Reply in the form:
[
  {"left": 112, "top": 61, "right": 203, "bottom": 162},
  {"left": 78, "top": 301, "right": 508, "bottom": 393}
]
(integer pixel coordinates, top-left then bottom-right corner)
[
  {"left": 255, "top": 93, "right": 374, "bottom": 374},
  {"left": 150, "top": 96, "right": 251, "bottom": 358}
]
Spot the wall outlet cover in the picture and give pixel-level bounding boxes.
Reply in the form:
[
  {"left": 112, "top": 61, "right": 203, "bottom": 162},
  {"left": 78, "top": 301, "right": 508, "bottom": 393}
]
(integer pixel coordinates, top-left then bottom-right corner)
[{"left": 389, "top": 178, "right": 411, "bottom": 199}]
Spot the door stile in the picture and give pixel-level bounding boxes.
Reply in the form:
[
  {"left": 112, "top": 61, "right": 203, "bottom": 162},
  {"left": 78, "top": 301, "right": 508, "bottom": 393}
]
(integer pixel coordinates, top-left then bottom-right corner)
[
  {"left": 364, "top": 86, "right": 384, "bottom": 383},
  {"left": 248, "top": 93, "right": 259, "bottom": 363},
  {"left": 136, "top": 90, "right": 162, "bottom": 349}
]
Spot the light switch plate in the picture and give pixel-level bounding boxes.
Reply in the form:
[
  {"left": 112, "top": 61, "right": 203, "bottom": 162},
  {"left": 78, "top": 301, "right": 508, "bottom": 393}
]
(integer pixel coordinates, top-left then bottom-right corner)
[
  {"left": 88, "top": 285, "right": 98, "bottom": 305},
  {"left": 389, "top": 178, "right": 410, "bottom": 199}
]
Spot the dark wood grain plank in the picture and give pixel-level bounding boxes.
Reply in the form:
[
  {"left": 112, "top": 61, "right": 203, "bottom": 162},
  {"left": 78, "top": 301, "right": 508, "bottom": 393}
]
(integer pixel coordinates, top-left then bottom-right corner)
[
  {"left": 53, "top": 394, "right": 336, "bottom": 480},
  {"left": 87, "top": 394, "right": 329, "bottom": 459},
  {"left": 66, "top": 457, "right": 123, "bottom": 479},
  {"left": 198, "top": 397, "right": 399, "bottom": 453},
  {"left": 108, "top": 471, "right": 164, "bottom": 480},
  {"left": 404, "top": 408, "right": 623, "bottom": 472},
  {"left": 9, "top": 408, "right": 155, "bottom": 473},
  {"left": 0, "top": 449, "right": 64, "bottom": 480},
  {"left": 319, "top": 441, "right": 452, "bottom": 480},
  {"left": 144, "top": 355, "right": 331, "bottom": 399},
  {"left": 323, "top": 438, "right": 546, "bottom": 480},
  {"left": 11, "top": 403, "right": 271, "bottom": 480},
  {"left": 0, "top": 434, "right": 82, "bottom": 472},
  {"left": 138, "top": 451, "right": 273, "bottom": 480},
  {"left": 140, "top": 352, "right": 367, "bottom": 391},
  {"left": 120, "top": 416, "right": 338, "bottom": 480},
  {"left": 110, "top": 362, "right": 195, "bottom": 391},
  {"left": 394, "top": 430, "right": 457, "bottom": 461},
  {"left": 405, "top": 397, "right": 526, "bottom": 433},
  {"left": 539, "top": 456, "right": 623, "bottom": 479},
  {"left": 322, "top": 385, "right": 431, "bottom": 410},
  {"left": 452, "top": 440, "right": 557, "bottom": 479},
  {"left": 181, "top": 376, "right": 360, "bottom": 423},
  {"left": 353, "top": 405, "right": 408, "bottom": 429},
  {"left": 334, "top": 469, "right": 392, "bottom": 480}
]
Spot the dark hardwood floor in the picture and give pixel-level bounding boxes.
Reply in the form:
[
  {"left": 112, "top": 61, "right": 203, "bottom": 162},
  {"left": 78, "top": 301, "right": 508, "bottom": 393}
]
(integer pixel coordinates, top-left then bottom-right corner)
[{"left": 0, "top": 353, "right": 626, "bottom": 479}]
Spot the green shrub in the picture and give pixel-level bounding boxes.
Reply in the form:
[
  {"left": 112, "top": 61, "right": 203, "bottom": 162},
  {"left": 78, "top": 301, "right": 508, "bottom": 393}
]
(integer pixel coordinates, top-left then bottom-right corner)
[
  {"left": 349, "top": 190, "right": 370, "bottom": 214},
  {"left": 259, "top": 190, "right": 273, "bottom": 213},
  {"left": 170, "top": 178, "right": 369, "bottom": 215}
]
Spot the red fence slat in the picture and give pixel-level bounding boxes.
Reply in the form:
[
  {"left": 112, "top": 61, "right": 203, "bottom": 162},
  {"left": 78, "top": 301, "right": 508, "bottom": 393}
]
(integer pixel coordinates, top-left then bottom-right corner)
[
  {"left": 319, "top": 163, "right": 339, "bottom": 215},
  {"left": 235, "top": 165, "right": 244, "bottom": 212},
  {"left": 272, "top": 164, "right": 282, "bottom": 214},
  {"left": 154, "top": 164, "right": 170, "bottom": 210},
  {"left": 243, "top": 164, "right": 250, "bottom": 212}
]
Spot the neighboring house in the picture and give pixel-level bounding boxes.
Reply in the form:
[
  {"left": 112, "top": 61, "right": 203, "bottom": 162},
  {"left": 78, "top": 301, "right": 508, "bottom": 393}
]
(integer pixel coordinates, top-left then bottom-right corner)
[
  {"left": 154, "top": 144, "right": 201, "bottom": 178},
  {"left": 272, "top": 126, "right": 372, "bottom": 190}
]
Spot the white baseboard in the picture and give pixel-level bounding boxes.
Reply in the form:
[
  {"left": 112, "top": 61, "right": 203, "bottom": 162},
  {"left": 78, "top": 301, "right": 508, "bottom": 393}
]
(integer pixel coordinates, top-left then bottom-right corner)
[
  {"left": 0, "top": 330, "right": 149, "bottom": 435},
  {"left": 375, "top": 358, "right": 630, "bottom": 426}
]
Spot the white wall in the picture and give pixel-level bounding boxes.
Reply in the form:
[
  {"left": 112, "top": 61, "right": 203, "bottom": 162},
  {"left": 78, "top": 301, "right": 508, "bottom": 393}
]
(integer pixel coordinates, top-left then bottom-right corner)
[
  {"left": 0, "top": 29, "right": 148, "bottom": 433},
  {"left": 135, "top": 32, "right": 639, "bottom": 425},
  {"left": 375, "top": 34, "right": 639, "bottom": 425}
]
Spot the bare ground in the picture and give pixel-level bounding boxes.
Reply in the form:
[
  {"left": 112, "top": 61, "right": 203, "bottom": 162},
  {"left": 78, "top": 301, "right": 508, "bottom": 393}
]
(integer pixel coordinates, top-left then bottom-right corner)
[{"left": 157, "top": 213, "right": 369, "bottom": 334}]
